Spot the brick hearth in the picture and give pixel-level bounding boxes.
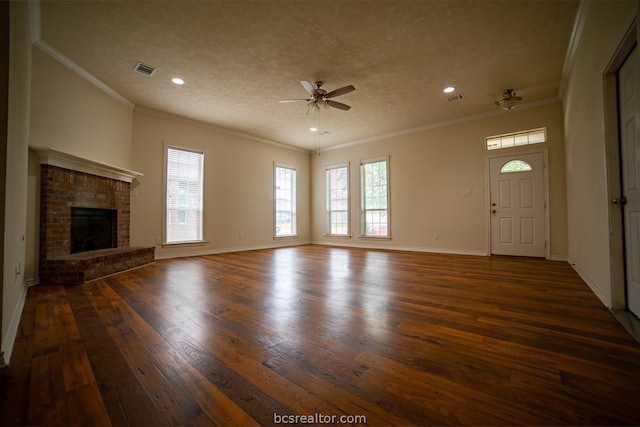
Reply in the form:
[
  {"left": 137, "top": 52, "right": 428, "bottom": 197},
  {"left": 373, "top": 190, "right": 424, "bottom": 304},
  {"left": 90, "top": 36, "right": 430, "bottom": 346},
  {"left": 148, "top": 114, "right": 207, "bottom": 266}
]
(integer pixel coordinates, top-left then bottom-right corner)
[{"left": 39, "top": 162, "right": 153, "bottom": 284}]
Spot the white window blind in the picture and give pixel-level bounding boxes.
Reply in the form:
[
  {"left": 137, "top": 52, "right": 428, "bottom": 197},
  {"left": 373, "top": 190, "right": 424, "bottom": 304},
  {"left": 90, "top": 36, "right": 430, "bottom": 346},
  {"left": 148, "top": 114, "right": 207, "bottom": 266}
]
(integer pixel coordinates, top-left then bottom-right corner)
[
  {"left": 166, "top": 146, "right": 204, "bottom": 243},
  {"left": 486, "top": 128, "right": 546, "bottom": 150},
  {"left": 326, "top": 163, "right": 350, "bottom": 236},
  {"left": 274, "top": 164, "right": 297, "bottom": 237}
]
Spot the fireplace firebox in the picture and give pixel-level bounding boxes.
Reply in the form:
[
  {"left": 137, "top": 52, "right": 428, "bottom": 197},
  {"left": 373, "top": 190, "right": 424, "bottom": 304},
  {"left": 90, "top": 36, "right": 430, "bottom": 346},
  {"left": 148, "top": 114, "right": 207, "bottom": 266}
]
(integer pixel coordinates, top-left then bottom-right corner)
[{"left": 70, "top": 207, "right": 117, "bottom": 254}]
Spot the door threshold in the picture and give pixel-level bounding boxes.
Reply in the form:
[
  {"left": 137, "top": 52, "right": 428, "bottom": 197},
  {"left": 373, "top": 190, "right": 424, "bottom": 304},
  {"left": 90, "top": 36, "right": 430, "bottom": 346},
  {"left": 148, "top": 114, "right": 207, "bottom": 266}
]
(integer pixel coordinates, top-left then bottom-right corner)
[{"left": 611, "top": 309, "right": 640, "bottom": 343}]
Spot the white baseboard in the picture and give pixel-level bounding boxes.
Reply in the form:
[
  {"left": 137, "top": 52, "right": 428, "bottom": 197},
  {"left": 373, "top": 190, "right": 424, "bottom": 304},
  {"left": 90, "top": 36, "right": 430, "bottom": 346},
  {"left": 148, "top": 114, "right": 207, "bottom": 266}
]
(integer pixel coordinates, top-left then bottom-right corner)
[
  {"left": 1, "top": 282, "right": 29, "bottom": 365},
  {"left": 153, "top": 241, "right": 312, "bottom": 260},
  {"left": 311, "top": 240, "right": 487, "bottom": 257},
  {"left": 568, "top": 257, "right": 612, "bottom": 308}
]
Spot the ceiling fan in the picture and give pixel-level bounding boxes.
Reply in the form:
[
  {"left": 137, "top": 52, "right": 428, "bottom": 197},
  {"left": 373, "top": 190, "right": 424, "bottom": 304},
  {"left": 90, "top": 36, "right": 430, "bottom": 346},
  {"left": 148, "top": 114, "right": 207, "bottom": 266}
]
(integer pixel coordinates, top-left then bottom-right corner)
[{"left": 279, "top": 80, "right": 355, "bottom": 115}]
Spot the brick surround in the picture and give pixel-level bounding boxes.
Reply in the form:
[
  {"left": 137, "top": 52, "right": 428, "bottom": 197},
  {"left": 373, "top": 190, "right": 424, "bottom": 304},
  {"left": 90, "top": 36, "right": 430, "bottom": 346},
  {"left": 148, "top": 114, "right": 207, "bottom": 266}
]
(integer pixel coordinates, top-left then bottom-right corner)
[{"left": 39, "top": 164, "right": 154, "bottom": 284}]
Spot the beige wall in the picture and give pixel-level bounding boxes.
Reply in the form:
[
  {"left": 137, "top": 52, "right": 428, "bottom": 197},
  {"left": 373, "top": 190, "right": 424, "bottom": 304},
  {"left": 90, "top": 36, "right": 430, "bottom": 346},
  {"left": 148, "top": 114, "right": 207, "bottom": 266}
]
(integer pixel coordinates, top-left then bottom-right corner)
[
  {"left": 130, "top": 108, "right": 311, "bottom": 259},
  {"left": 29, "top": 46, "right": 133, "bottom": 169},
  {"left": 563, "top": 0, "right": 638, "bottom": 308},
  {"left": 311, "top": 101, "right": 568, "bottom": 259},
  {"left": 25, "top": 43, "right": 136, "bottom": 289},
  {"left": 3, "top": 1, "right": 31, "bottom": 363}
]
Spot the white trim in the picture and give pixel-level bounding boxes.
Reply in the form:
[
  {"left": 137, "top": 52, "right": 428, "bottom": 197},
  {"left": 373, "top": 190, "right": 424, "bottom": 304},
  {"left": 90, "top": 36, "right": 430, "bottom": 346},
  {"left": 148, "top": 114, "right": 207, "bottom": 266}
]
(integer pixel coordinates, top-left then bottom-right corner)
[
  {"left": 31, "top": 146, "right": 143, "bottom": 182},
  {"left": 603, "top": 16, "right": 638, "bottom": 311},
  {"left": 33, "top": 39, "right": 135, "bottom": 109},
  {"left": 164, "top": 143, "right": 206, "bottom": 245},
  {"left": 154, "top": 241, "right": 311, "bottom": 260},
  {"left": 320, "top": 98, "right": 560, "bottom": 154},
  {"left": 325, "top": 162, "right": 351, "bottom": 237},
  {"left": 311, "top": 240, "right": 487, "bottom": 257},
  {"left": 569, "top": 258, "right": 612, "bottom": 308},
  {"left": 30, "top": 1, "right": 134, "bottom": 108},
  {"left": 1, "top": 283, "right": 29, "bottom": 365},
  {"left": 359, "top": 156, "right": 391, "bottom": 238},
  {"left": 135, "top": 106, "right": 308, "bottom": 153},
  {"left": 559, "top": 0, "right": 591, "bottom": 98},
  {"left": 274, "top": 163, "right": 298, "bottom": 238}
]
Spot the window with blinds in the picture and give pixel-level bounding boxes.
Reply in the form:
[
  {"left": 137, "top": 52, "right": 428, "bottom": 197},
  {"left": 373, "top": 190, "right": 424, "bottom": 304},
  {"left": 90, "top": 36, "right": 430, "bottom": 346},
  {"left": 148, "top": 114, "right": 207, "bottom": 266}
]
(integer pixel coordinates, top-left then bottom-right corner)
[
  {"left": 485, "top": 128, "right": 547, "bottom": 150},
  {"left": 166, "top": 146, "right": 204, "bottom": 243}
]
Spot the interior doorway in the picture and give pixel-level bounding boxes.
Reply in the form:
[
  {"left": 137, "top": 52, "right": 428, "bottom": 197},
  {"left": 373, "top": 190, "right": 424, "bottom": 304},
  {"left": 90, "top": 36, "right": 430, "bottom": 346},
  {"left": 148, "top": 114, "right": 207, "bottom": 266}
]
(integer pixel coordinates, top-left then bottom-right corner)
[
  {"left": 604, "top": 19, "right": 639, "bottom": 322},
  {"left": 618, "top": 46, "right": 640, "bottom": 318}
]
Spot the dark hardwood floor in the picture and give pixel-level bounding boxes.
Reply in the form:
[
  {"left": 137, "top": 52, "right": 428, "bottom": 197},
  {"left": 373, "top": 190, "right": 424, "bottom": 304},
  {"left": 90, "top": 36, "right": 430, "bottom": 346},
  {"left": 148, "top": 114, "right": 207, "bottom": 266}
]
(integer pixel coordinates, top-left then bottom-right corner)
[{"left": 2, "top": 245, "right": 640, "bottom": 426}]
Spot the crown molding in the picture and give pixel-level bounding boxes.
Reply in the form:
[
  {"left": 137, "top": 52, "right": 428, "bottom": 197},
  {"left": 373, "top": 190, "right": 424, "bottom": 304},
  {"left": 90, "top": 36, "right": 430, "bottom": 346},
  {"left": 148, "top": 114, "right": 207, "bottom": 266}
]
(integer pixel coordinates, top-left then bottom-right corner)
[
  {"left": 134, "top": 106, "right": 308, "bottom": 153},
  {"left": 320, "top": 97, "right": 561, "bottom": 153},
  {"left": 558, "top": 0, "right": 591, "bottom": 99},
  {"left": 29, "top": 0, "right": 134, "bottom": 109}
]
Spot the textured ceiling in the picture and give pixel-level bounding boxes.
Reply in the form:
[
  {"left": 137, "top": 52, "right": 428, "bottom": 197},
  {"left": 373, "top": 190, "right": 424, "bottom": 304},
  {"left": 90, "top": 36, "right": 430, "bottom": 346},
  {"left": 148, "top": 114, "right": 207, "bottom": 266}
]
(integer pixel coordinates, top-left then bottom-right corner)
[{"left": 38, "top": 0, "right": 579, "bottom": 151}]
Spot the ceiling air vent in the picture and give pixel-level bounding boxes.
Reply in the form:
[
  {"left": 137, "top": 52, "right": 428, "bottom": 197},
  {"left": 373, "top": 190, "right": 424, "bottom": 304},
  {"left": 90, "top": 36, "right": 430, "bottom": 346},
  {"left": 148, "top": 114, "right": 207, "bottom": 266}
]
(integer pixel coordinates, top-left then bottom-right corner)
[
  {"left": 134, "top": 62, "right": 157, "bottom": 76},
  {"left": 447, "top": 93, "right": 465, "bottom": 102}
]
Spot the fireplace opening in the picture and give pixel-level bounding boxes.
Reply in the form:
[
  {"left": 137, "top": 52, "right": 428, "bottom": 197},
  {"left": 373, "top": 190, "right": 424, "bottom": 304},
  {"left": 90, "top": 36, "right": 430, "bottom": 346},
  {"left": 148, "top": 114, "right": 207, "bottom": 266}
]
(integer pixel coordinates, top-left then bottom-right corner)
[{"left": 70, "top": 207, "right": 117, "bottom": 254}]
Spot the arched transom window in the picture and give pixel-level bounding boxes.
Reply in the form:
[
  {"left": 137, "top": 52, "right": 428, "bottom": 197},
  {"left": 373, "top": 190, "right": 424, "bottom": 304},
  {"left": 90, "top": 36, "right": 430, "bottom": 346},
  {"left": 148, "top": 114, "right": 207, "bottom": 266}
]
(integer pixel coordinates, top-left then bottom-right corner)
[{"left": 500, "top": 159, "right": 533, "bottom": 173}]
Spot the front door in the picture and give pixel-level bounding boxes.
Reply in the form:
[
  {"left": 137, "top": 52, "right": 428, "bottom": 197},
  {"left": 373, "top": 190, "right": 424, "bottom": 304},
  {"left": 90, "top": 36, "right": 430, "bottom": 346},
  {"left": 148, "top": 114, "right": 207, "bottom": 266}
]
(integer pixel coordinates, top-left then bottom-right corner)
[
  {"left": 489, "top": 152, "right": 546, "bottom": 257},
  {"left": 618, "top": 46, "right": 640, "bottom": 317}
]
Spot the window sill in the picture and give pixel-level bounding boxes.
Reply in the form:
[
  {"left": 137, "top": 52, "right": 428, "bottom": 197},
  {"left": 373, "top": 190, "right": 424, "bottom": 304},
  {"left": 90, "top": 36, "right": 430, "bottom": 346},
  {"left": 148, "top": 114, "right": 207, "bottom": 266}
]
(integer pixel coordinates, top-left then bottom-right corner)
[
  {"left": 325, "top": 234, "right": 352, "bottom": 238},
  {"left": 274, "top": 234, "right": 299, "bottom": 239},
  {"left": 161, "top": 240, "right": 209, "bottom": 248},
  {"left": 359, "top": 235, "right": 391, "bottom": 240}
]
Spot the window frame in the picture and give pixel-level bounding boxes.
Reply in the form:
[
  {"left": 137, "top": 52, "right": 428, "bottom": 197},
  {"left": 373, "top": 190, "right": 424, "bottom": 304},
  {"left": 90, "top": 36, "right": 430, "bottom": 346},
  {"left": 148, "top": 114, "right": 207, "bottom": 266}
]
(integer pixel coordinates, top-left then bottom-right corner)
[
  {"left": 325, "top": 162, "right": 350, "bottom": 237},
  {"left": 274, "top": 162, "right": 298, "bottom": 238},
  {"left": 163, "top": 143, "right": 206, "bottom": 245},
  {"left": 360, "top": 156, "right": 390, "bottom": 239},
  {"left": 485, "top": 127, "right": 547, "bottom": 151}
]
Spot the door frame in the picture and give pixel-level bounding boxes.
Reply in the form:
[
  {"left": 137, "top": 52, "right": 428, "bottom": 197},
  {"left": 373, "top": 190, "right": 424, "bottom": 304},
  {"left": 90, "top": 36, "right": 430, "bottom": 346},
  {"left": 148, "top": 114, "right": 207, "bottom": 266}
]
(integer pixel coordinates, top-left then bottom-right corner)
[
  {"left": 604, "top": 19, "right": 638, "bottom": 311},
  {"left": 485, "top": 148, "right": 550, "bottom": 259}
]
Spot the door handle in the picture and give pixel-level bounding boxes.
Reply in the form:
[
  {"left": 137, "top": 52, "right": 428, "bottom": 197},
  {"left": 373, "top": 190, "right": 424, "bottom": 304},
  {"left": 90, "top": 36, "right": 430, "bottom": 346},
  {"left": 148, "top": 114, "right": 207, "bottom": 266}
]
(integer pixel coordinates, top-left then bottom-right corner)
[{"left": 612, "top": 197, "right": 627, "bottom": 205}]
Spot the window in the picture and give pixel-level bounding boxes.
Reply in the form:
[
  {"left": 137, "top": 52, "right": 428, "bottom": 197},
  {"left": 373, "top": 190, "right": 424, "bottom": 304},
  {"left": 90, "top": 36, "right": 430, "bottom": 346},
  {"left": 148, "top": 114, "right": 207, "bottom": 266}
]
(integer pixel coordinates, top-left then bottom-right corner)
[
  {"left": 486, "top": 127, "right": 546, "bottom": 150},
  {"left": 274, "top": 164, "right": 297, "bottom": 237},
  {"left": 165, "top": 145, "right": 204, "bottom": 243},
  {"left": 361, "top": 157, "right": 389, "bottom": 238},
  {"left": 326, "top": 163, "right": 350, "bottom": 236},
  {"left": 500, "top": 159, "right": 533, "bottom": 173}
]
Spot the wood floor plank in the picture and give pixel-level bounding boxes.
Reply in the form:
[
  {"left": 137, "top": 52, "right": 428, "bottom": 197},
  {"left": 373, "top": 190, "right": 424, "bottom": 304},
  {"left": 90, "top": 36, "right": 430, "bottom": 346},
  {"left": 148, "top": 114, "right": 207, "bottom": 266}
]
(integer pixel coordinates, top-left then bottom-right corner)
[{"left": 3, "top": 245, "right": 640, "bottom": 426}]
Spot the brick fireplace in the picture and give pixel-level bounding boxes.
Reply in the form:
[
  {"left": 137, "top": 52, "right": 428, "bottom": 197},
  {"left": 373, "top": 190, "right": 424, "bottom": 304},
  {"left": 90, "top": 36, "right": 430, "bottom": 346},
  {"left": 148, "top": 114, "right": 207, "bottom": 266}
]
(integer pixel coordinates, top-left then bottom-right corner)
[{"left": 35, "top": 148, "right": 154, "bottom": 284}]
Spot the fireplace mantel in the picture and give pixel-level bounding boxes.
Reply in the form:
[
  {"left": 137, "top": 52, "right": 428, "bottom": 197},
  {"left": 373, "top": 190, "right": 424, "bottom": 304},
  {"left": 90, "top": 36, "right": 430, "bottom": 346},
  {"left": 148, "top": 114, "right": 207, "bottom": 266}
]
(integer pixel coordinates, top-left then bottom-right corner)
[{"left": 32, "top": 147, "right": 143, "bottom": 183}]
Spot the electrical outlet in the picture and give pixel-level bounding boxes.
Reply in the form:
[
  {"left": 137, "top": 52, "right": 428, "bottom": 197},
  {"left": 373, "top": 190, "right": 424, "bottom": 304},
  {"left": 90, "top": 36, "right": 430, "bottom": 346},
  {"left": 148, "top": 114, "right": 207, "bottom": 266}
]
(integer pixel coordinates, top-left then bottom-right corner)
[
  {"left": 239, "top": 233, "right": 244, "bottom": 239},
  {"left": 433, "top": 233, "right": 439, "bottom": 240}
]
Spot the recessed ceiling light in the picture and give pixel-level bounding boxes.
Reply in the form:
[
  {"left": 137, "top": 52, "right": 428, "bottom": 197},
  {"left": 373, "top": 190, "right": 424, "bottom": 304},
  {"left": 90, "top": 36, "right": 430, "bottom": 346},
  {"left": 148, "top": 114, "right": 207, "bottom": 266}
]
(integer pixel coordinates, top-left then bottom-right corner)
[
  {"left": 443, "top": 86, "right": 455, "bottom": 93},
  {"left": 171, "top": 77, "right": 185, "bottom": 85},
  {"left": 310, "top": 127, "right": 318, "bottom": 132}
]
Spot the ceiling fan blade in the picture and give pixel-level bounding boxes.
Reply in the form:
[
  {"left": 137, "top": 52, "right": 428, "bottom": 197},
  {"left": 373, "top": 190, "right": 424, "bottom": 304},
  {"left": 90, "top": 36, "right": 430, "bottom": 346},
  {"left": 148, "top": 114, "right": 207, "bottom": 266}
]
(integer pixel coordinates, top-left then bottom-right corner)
[
  {"left": 326, "top": 85, "right": 355, "bottom": 98},
  {"left": 300, "top": 80, "right": 316, "bottom": 95},
  {"left": 279, "top": 98, "right": 310, "bottom": 103},
  {"left": 326, "top": 100, "right": 351, "bottom": 111}
]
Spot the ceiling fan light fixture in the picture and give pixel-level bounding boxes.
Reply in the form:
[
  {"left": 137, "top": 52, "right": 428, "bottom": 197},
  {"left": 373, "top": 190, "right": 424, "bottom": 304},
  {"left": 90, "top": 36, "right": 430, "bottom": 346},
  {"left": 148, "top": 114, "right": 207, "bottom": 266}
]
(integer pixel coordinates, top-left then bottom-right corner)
[{"left": 495, "top": 89, "right": 522, "bottom": 110}]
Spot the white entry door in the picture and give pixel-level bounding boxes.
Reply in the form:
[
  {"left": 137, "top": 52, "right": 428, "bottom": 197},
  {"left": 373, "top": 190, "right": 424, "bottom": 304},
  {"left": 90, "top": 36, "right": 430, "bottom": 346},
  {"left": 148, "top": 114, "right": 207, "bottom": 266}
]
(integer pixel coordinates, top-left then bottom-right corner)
[
  {"left": 618, "top": 46, "right": 640, "bottom": 317},
  {"left": 489, "top": 152, "right": 546, "bottom": 257}
]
